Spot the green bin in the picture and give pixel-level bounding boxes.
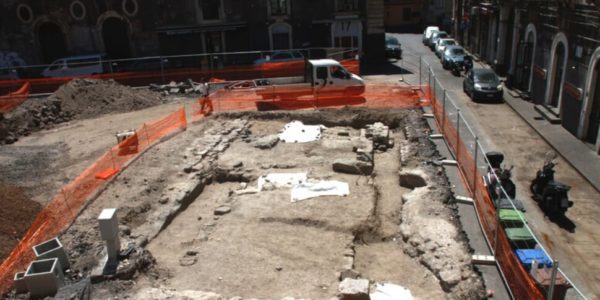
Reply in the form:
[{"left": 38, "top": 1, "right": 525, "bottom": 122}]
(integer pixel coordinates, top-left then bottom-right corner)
[
  {"left": 505, "top": 227, "right": 536, "bottom": 249},
  {"left": 498, "top": 209, "right": 526, "bottom": 228}
]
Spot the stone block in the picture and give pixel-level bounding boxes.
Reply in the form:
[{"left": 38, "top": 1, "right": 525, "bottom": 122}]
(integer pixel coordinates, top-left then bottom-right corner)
[
  {"left": 332, "top": 159, "right": 373, "bottom": 175},
  {"left": 338, "top": 278, "right": 370, "bottom": 300}
]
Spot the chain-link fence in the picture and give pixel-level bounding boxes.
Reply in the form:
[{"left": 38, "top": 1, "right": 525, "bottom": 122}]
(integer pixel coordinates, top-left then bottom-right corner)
[
  {"left": 0, "top": 48, "right": 359, "bottom": 95},
  {"left": 419, "top": 57, "right": 588, "bottom": 300}
]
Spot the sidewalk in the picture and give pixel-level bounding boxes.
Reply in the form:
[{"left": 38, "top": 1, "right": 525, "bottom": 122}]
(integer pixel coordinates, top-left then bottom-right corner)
[{"left": 503, "top": 91, "right": 600, "bottom": 192}]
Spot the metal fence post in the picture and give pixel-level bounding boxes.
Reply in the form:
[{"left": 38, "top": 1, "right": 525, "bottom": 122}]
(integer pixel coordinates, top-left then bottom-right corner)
[
  {"left": 456, "top": 109, "right": 461, "bottom": 157},
  {"left": 442, "top": 90, "right": 447, "bottom": 134},
  {"left": 493, "top": 211, "right": 500, "bottom": 254},
  {"left": 548, "top": 260, "right": 559, "bottom": 299},
  {"left": 431, "top": 74, "right": 436, "bottom": 101},
  {"left": 160, "top": 57, "right": 165, "bottom": 83},
  {"left": 419, "top": 57, "right": 422, "bottom": 87},
  {"left": 473, "top": 136, "right": 479, "bottom": 193}
]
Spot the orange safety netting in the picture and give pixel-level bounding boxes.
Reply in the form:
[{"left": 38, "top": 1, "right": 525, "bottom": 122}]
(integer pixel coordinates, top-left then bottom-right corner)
[
  {"left": 0, "top": 107, "right": 187, "bottom": 295},
  {"left": 191, "top": 83, "right": 426, "bottom": 118},
  {"left": 0, "top": 82, "right": 30, "bottom": 113},
  {"left": 428, "top": 88, "right": 545, "bottom": 299},
  {"left": 0, "top": 59, "right": 360, "bottom": 95}
]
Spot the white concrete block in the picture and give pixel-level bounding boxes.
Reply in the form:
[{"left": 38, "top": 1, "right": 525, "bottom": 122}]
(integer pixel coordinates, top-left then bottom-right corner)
[
  {"left": 105, "top": 238, "right": 121, "bottom": 262},
  {"left": 98, "top": 208, "right": 119, "bottom": 241},
  {"left": 472, "top": 254, "right": 496, "bottom": 265},
  {"left": 24, "top": 258, "right": 64, "bottom": 299},
  {"left": 13, "top": 272, "right": 27, "bottom": 294},
  {"left": 429, "top": 134, "right": 444, "bottom": 139},
  {"left": 32, "top": 238, "right": 70, "bottom": 270},
  {"left": 455, "top": 195, "right": 474, "bottom": 204}
]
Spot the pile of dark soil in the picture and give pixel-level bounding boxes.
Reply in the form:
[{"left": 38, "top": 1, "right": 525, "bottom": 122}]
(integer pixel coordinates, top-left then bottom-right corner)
[
  {"left": 0, "top": 182, "right": 42, "bottom": 260},
  {"left": 0, "top": 78, "right": 165, "bottom": 144}
]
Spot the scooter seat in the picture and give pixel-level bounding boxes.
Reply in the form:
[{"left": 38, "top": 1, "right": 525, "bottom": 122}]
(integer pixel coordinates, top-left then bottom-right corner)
[
  {"left": 496, "top": 197, "right": 526, "bottom": 212},
  {"left": 548, "top": 181, "right": 571, "bottom": 192}
]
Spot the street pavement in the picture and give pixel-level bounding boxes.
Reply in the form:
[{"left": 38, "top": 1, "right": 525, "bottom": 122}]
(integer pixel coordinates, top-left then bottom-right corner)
[{"left": 386, "top": 33, "right": 600, "bottom": 299}]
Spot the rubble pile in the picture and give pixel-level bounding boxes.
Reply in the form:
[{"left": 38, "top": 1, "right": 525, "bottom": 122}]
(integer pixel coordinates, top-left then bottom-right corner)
[{"left": 0, "top": 78, "right": 165, "bottom": 144}]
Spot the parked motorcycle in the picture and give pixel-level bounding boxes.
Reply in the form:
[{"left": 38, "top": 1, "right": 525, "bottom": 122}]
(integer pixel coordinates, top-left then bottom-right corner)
[
  {"left": 483, "top": 152, "right": 526, "bottom": 211},
  {"left": 463, "top": 55, "right": 473, "bottom": 73},
  {"left": 450, "top": 60, "right": 462, "bottom": 76},
  {"left": 530, "top": 154, "right": 573, "bottom": 217}
]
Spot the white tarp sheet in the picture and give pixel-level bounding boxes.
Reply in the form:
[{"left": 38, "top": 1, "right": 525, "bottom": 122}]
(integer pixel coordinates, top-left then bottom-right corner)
[
  {"left": 291, "top": 180, "right": 349, "bottom": 202},
  {"left": 258, "top": 173, "right": 307, "bottom": 191},
  {"left": 370, "top": 283, "right": 414, "bottom": 300},
  {"left": 278, "top": 120, "right": 325, "bottom": 143}
]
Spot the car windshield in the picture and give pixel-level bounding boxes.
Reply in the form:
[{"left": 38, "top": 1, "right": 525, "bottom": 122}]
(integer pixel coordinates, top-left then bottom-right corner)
[
  {"left": 452, "top": 49, "right": 464, "bottom": 55},
  {"left": 437, "top": 33, "right": 448, "bottom": 38},
  {"left": 476, "top": 72, "right": 499, "bottom": 83},
  {"left": 443, "top": 40, "right": 455, "bottom": 46},
  {"left": 386, "top": 38, "right": 399, "bottom": 45}
]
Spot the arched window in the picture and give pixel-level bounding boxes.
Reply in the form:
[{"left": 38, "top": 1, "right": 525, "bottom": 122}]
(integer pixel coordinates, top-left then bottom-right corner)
[{"left": 270, "top": 22, "right": 292, "bottom": 50}]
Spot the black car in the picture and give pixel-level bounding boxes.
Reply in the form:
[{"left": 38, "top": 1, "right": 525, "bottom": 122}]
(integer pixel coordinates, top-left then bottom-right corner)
[
  {"left": 463, "top": 69, "right": 504, "bottom": 102},
  {"left": 385, "top": 37, "right": 402, "bottom": 59}
]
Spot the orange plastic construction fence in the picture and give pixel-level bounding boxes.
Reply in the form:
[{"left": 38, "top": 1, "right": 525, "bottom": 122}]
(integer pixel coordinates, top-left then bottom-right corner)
[
  {"left": 428, "top": 85, "right": 545, "bottom": 299},
  {"left": 191, "top": 83, "right": 426, "bottom": 119},
  {"left": 0, "top": 107, "right": 187, "bottom": 295},
  {"left": 0, "top": 59, "right": 360, "bottom": 95},
  {"left": 0, "top": 82, "right": 30, "bottom": 113}
]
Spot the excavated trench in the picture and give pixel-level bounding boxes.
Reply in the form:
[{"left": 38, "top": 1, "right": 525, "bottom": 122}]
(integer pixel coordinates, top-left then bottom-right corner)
[{"left": 45, "top": 108, "right": 484, "bottom": 299}]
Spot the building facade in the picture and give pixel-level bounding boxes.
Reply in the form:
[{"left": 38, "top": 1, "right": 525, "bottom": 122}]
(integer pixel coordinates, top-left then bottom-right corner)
[
  {"left": 456, "top": 0, "right": 600, "bottom": 154},
  {"left": 384, "top": 0, "right": 423, "bottom": 32},
  {"left": 0, "top": 0, "right": 385, "bottom": 66}
]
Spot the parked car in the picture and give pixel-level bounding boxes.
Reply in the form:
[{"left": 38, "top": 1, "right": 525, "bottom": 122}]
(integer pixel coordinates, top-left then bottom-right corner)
[
  {"left": 435, "top": 38, "right": 456, "bottom": 58},
  {"left": 463, "top": 68, "right": 504, "bottom": 101},
  {"left": 41, "top": 54, "right": 107, "bottom": 77},
  {"left": 441, "top": 45, "right": 466, "bottom": 69},
  {"left": 422, "top": 26, "right": 439, "bottom": 46},
  {"left": 429, "top": 31, "right": 448, "bottom": 51},
  {"left": 385, "top": 36, "right": 402, "bottom": 59},
  {"left": 253, "top": 50, "right": 304, "bottom": 65}
]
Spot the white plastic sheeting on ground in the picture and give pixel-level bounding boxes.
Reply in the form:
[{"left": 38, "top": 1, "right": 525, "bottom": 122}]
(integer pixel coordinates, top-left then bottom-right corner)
[
  {"left": 278, "top": 120, "right": 326, "bottom": 143},
  {"left": 370, "top": 283, "right": 414, "bottom": 300},
  {"left": 291, "top": 180, "right": 349, "bottom": 202},
  {"left": 257, "top": 173, "right": 307, "bottom": 191}
]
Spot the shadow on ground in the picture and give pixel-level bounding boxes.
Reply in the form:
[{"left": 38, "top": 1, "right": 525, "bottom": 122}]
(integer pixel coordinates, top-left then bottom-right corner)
[{"left": 361, "top": 61, "right": 413, "bottom": 76}]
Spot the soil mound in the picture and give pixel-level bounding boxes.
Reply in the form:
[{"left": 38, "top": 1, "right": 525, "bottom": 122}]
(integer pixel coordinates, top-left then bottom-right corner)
[
  {"left": 0, "top": 79, "right": 165, "bottom": 144},
  {"left": 52, "top": 78, "right": 164, "bottom": 119},
  {"left": 0, "top": 182, "right": 42, "bottom": 260}
]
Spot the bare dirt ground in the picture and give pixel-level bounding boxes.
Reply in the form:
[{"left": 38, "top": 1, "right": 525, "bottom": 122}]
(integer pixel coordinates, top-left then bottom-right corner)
[
  {"left": 0, "top": 94, "right": 196, "bottom": 261},
  {"left": 2, "top": 106, "right": 485, "bottom": 299}
]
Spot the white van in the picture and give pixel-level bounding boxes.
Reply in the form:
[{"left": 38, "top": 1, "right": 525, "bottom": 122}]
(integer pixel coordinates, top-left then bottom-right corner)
[
  {"left": 422, "top": 26, "right": 440, "bottom": 46},
  {"left": 41, "top": 54, "right": 106, "bottom": 77}
]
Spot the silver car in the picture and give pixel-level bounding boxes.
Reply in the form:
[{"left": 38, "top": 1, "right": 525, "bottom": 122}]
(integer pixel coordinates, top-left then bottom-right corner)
[
  {"left": 435, "top": 38, "right": 456, "bottom": 58},
  {"left": 441, "top": 45, "right": 465, "bottom": 69}
]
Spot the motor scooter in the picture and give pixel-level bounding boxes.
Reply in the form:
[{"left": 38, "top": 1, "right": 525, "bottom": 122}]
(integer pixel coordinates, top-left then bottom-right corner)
[
  {"left": 483, "top": 152, "right": 526, "bottom": 211},
  {"left": 530, "top": 154, "right": 573, "bottom": 217}
]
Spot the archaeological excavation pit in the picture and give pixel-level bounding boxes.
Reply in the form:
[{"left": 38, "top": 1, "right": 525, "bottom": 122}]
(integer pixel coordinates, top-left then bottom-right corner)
[{"left": 43, "top": 108, "right": 485, "bottom": 299}]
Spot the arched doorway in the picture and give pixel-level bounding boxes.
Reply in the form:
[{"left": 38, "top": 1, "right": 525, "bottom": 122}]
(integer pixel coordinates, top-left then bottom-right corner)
[
  {"left": 579, "top": 48, "right": 600, "bottom": 152},
  {"left": 101, "top": 17, "right": 131, "bottom": 59},
  {"left": 585, "top": 62, "right": 600, "bottom": 146},
  {"left": 269, "top": 22, "right": 292, "bottom": 50},
  {"left": 38, "top": 22, "right": 67, "bottom": 63},
  {"left": 545, "top": 33, "right": 568, "bottom": 111}
]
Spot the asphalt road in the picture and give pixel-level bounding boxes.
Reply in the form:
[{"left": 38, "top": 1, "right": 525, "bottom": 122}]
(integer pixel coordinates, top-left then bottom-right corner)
[{"left": 388, "top": 33, "right": 600, "bottom": 299}]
